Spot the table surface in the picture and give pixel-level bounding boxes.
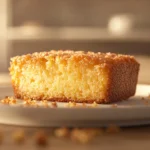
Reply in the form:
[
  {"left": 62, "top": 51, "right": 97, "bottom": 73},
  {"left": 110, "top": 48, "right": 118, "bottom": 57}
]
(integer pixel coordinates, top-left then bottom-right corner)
[
  {"left": 0, "top": 125, "right": 150, "bottom": 150},
  {"left": 0, "top": 55, "right": 150, "bottom": 149}
]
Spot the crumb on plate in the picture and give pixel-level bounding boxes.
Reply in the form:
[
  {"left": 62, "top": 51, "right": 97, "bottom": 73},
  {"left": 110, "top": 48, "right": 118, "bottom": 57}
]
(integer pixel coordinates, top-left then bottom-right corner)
[
  {"left": 23, "top": 100, "right": 39, "bottom": 107},
  {"left": 66, "top": 101, "right": 77, "bottom": 108},
  {"left": 41, "top": 100, "right": 49, "bottom": 107},
  {"left": 91, "top": 101, "right": 98, "bottom": 107},
  {"left": 51, "top": 102, "right": 57, "bottom": 108},
  {"left": 111, "top": 104, "right": 118, "bottom": 108}
]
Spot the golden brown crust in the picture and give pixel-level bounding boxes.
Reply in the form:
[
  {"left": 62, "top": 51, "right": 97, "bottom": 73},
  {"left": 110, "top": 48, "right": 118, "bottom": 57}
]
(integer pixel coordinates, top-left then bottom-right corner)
[
  {"left": 10, "top": 50, "right": 140, "bottom": 103},
  {"left": 106, "top": 60, "right": 140, "bottom": 103}
]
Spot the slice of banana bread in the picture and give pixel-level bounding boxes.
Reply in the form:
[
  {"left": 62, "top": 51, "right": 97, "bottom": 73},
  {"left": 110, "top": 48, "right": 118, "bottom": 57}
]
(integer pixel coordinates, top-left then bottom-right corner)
[{"left": 9, "top": 50, "right": 140, "bottom": 103}]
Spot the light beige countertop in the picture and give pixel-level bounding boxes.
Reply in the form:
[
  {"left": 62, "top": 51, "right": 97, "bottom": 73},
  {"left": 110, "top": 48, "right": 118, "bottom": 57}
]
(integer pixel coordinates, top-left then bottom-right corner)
[{"left": 0, "top": 125, "right": 149, "bottom": 150}]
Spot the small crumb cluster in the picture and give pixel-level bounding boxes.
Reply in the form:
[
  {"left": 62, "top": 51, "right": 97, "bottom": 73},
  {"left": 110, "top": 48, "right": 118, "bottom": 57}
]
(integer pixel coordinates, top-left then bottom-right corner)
[
  {"left": 65, "top": 101, "right": 99, "bottom": 108},
  {"left": 54, "top": 127, "right": 70, "bottom": 138},
  {"left": 51, "top": 102, "right": 57, "bottom": 108},
  {"left": 23, "top": 100, "right": 39, "bottom": 107},
  {"left": 71, "top": 128, "right": 102, "bottom": 144},
  {"left": 91, "top": 101, "right": 98, "bottom": 107},
  {"left": 1, "top": 96, "right": 16, "bottom": 105},
  {"left": 106, "top": 124, "right": 121, "bottom": 133},
  {"left": 13, "top": 129, "right": 25, "bottom": 144},
  {"left": 66, "top": 101, "right": 77, "bottom": 108},
  {"left": 41, "top": 100, "right": 49, "bottom": 107},
  {"left": 141, "top": 95, "right": 150, "bottom": 105},
  {"left": 0, "top": 125, "right": 122, "bottom": 146},
  {"left": 34, "top": 130, "right": 48, "bottom": 146},
  {"left": 53, "top": 126, "right": 120, "bottom": 144},
  {"left": 53, "top": 127, "right": 103, "bottom": 144},
  {"left": 111, "top": 104, "right": 118, "bottom": 108}
]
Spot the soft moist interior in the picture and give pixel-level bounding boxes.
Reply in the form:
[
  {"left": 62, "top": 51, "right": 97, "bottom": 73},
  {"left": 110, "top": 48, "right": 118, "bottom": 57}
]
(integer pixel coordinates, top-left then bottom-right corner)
[{"left": 16, "top": 57, "right": 109, "bottom": 101}]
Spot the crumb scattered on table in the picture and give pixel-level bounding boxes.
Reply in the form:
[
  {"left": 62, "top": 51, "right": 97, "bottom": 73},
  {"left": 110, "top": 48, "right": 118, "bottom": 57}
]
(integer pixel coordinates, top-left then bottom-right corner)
[
  {"left": 12, "top": 129, "right": 25, "bottom": 144},
  {"left": 71, "top": 128, "right": 102, "bottom": 144},
  {"left": 54, "top": 128, "right": 70, "bottom": 138},
  {"left": 106, "top": 124, "right": 121, "bottom": 133},
  {"left": 34, "top": 130, "right": 48, "bottom": 146}
]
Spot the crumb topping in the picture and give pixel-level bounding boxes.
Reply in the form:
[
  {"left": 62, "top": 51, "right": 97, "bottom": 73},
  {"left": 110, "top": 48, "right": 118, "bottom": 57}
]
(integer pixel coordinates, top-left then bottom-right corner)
[{"left": 10, "top": 50, "right": 138, "bottom": 66}]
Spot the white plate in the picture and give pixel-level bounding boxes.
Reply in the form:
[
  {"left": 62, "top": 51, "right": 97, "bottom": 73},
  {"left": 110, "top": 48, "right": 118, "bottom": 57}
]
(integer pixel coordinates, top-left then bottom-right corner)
[{"left": 0, "top": 84, "right": 150, "bottom": 127}]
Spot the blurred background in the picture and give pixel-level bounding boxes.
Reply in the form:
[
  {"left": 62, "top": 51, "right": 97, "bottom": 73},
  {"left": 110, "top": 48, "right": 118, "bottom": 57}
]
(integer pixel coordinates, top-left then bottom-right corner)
[{"left": 0, "top": 0, "right": 150, "bottom": 83}]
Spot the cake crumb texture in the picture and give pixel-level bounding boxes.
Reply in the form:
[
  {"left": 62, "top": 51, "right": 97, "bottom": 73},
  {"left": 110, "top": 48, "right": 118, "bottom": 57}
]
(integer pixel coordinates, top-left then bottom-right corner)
[{"left": 9, "top": 50, "right": 140, "bottom": 103}]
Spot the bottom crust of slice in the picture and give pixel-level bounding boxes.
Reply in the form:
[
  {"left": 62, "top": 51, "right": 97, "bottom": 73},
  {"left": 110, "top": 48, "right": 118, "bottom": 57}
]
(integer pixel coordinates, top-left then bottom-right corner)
[{"left": 14, "top": 92, "right": 132, "bottom": 104}]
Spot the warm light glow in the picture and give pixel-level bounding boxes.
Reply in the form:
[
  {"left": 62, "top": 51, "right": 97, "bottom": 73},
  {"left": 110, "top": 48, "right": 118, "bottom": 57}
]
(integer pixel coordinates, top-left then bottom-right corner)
[
  {"left": 108, "top": 15, "right": 133, "bottom": 35},
  {"left": 20, "top": 22, "right": 41, "bottom": 36}
]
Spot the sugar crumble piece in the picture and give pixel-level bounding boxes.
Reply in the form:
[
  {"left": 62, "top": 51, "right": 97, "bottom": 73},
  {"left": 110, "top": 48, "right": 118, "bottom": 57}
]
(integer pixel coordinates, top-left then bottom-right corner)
[
  {"left": 30, "top": 100, "right": 39, "bottom": 107},
  {"left": 23, "top": 99, "right": 32, "bottom": 106},
  {"left": 23, "top": 100, "right": 39, "bottom": 107},
  {"left": 66, "top": 101, "right": 77, "bottom": 108},
  {"left": 12, "top": 129, "right": 25, "bottom": 144},
  {"left": 1, "top": 96, "right": 17, "bottom": 105},
  {"left": 106, "top": 124, "right": 121, "bottom": 133},
  {"left": 91, "top": 101, "right": 98, "bottom": 107},
  {"left": 54, "top": 128, "right": 70, "bottom": 138},
  {"left": 41, "top": 100, "right": 49, "bottom": 108},
  {"left": 111, "top": 104, "right": 118, "bottom": 108},
  {"left": 71, "top": 128, "right": 101, "bottom": 144},
  {"left": 9, "top": 98, "right": 17, "bottom": 105},
  {"left": 51, "top": 102, "right": 57, "bottom": 108},
  {"left": 34, "top": 130, "right": 48, "bottom": 146}
]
